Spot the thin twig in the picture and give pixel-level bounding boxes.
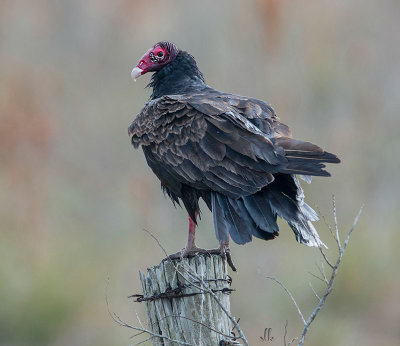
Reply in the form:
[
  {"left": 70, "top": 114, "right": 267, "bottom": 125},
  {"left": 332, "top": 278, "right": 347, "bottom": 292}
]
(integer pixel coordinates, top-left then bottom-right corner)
[
  {"left": 320, "top": 261, "right": 328, "bottom": 284},
  {"left": 307, "top": 271, "right": 325, "bottom": 284},
  {"left": 266, "top": 276, "right": 306, "bottom": 325},
  {"left": 284, "top": 320, "right": 288, "bottom": 346},
  {"left": 315, "top": 205, "right": 335, "bottom": 240},
  {"left": 342, "top": 206, "right": 363, "bottom": 251},
  {"left": 314, "top": 262, "right": 328, "bottom": 286},
  {"left": 284, "top": 320, "right": 298, "bottom": 346},
  {"left": 129, "top": 330, "right": 146, "bottom": 339},
  {"left": 130, "top": 336, "right": 152, "bottom": 346},
  {"left": 135, "top": 311, "right": 144, "bottom": 329},
  {"left": 308, "top": 283, "right": 321, "bottom": 301},
  {"left": 317, "top": 245, "right": 334, "bottom": 269},
  {"left": 332, "top": 195, "right": 341, "bottom": 249},
  {"left": 142, "top": 228, "right": 170, "bottom": 259}
]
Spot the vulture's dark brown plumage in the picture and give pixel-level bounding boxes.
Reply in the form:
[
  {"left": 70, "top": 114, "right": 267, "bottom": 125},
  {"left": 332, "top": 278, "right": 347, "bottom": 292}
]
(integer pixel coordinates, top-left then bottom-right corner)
[{"left": 129, "top": 41, "right": 340, "bottom": 253}]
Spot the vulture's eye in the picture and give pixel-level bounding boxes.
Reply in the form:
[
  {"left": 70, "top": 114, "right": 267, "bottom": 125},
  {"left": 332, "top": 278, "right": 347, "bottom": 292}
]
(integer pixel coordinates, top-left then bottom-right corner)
[
  {"left": 157, "top": 51, "right": 164, "bottom": 58},
  {"left": 149, "top": 52, "right": 156, "bottom": 62}
]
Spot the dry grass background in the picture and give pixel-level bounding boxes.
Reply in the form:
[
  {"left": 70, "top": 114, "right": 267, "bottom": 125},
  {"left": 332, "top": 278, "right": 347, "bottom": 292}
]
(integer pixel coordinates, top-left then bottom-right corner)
[{"left": 0, "top": 0, "right": 399, "bottom": 345}]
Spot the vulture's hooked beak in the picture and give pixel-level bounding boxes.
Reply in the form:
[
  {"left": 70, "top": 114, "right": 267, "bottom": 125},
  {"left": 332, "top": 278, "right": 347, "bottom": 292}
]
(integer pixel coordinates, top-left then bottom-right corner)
[{"left": 131, "top": 67, "right": 144, "bottom": 82}]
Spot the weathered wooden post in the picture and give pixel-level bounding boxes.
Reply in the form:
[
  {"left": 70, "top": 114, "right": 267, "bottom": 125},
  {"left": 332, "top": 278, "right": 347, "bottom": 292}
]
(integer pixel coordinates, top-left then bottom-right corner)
[{"left": 133, "top": 254, "right": 237, "bottom": 345}]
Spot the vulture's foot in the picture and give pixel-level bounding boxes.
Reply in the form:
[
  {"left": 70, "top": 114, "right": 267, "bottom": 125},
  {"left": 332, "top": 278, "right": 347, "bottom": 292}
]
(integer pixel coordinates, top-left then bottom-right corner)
[
  {"left": 163, "top": 243, "right": 237, "bottom": 272},
  {"left": 216, "top": 242, "right": 237, "bottom": 272}
]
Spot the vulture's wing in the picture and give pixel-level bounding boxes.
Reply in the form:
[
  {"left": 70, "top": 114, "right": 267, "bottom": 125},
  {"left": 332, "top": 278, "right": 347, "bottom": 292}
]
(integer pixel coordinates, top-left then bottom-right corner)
[
  {"left": 206, "top": 91, "right": 340, "bottom": 177},
  {"left": 129, "top": 93, "right": 338, "bottom": 199}
]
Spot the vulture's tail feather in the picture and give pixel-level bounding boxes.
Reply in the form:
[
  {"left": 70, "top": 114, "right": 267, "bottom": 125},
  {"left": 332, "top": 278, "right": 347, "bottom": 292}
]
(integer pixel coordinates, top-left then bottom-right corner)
[
  {"left": 212, "top": 193, "right": 252, "bottom": 244},
  {"left": 276, "top": 137, "right": 340, "bottom": 177},
  {"left": 261, "top": 174, "right": 325, "bottom": 247},
  {"left": 242, "top": 194, "right": 279, "bottom": 240},
  {"left": 212, "top": 193, "right": 277, "bottom": 245},
  {"left": 211, "top": 174, "right": 325, "bottom": 248}
]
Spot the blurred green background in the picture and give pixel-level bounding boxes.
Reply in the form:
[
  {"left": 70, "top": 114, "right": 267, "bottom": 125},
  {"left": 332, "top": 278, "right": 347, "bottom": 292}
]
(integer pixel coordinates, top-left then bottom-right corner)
[{"left": 1, "top": 0, "right": 399, "bottom": 345}]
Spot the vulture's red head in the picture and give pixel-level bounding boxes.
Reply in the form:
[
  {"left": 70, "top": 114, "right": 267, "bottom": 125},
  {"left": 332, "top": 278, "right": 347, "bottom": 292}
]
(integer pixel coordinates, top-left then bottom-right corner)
[{"left": 131, "top": 41, "right": 179, "bottom": 81}]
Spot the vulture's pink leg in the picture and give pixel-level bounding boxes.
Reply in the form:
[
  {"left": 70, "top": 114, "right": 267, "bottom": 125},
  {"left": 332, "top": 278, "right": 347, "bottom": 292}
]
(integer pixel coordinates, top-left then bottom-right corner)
[
  {"left": 165, "top": 211, "right": 236, "bottom": 271},
  {"left": 184, "top": 212, "right": 198, "bottom": 251}
]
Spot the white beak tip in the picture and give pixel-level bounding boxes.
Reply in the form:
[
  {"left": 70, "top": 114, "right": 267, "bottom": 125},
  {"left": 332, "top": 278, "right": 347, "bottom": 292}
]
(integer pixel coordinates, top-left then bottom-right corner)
[{"left": 131, "top": 67, "right": 143, "bottom": 81}]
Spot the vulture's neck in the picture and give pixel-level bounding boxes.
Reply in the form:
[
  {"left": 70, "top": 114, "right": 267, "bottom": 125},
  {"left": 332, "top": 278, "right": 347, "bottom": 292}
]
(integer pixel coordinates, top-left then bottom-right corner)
[{"left": 148, "top": 51, "right": 205, "bottom": 99}]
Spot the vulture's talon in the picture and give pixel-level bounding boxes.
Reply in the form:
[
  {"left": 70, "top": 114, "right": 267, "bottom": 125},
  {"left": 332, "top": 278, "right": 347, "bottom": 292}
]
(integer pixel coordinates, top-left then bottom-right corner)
[
  {"left": 163, "top": 246, "right": 237, "bottom": 272},
  {"left": 225, "top": 251, "right": 237, "bottom": 272}
]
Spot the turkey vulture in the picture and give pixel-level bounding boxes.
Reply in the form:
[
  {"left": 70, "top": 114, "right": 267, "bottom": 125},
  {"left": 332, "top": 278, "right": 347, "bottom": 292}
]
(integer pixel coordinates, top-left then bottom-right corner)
[{"left": 129, "top": 41, "right": 339, "bottom": 270}]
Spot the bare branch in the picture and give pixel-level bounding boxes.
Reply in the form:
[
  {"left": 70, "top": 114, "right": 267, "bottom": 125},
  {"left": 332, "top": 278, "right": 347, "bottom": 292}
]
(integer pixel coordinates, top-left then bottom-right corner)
[
  {"left": 317, "top": 245, "right": 334, "bottom": 269},
  {"left": 266, "top": 276, "right": 306, "bottom": 325},
  {"left": 302, "top": 206, "right": 333, "bottom": 269},
  {"left": 142, "top": 228, "right": 170, "bottom": 260},
  {"left": 130, "top": 336, "right": 152, "bottom": 346},
  {"left": 307, "top": 271, "right": 326, "bottom": 284},
  {"left": 332, "top": 195, "right": 341, "bottom": 249},
  {"left": 135, "top": 311, "right": 145, "bottom": 329},
  {"left": 315, "top": 205, "right": 335, "bottom": 240},
  {"left": 308, "top": 283, "right": 321, "bottom": 301},
  {"left": 129, "top": 330, "right": 146, "bottom": 340},
  {"left": 342, "top": 206, "right": 363, "bottom": 252},
  {"left": 320, "top": 261, "right": 328, "bottom": 284},
  {"left": 284, "top": 320, "right": 298, "bottom": 346},
  {"left": 267, "top": 204, "right": 362, "bottom": 346},
  {"left": 297, "top": 206, "right": 363, "bottom": 346},
  {"left": 314, "top": 262, "right": 328, "bottom": 286},
  {"left": 284, "top": 320, "right": 288, "bottom": 346}
]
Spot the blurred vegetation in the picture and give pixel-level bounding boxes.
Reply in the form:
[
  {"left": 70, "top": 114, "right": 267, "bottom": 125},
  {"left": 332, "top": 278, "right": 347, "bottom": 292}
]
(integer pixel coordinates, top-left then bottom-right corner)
[{"left": 0, "top": 0, "right": 399, "bottom": 345}]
